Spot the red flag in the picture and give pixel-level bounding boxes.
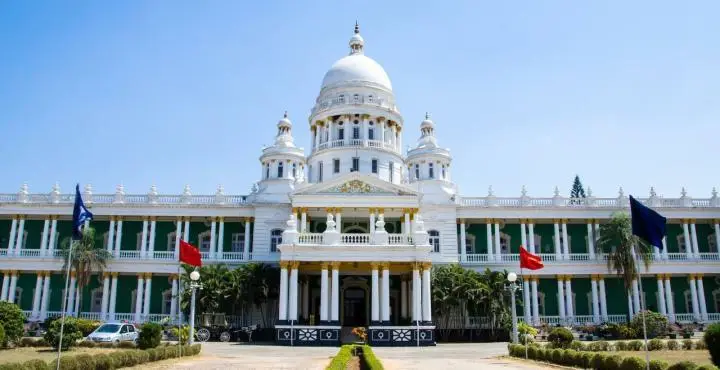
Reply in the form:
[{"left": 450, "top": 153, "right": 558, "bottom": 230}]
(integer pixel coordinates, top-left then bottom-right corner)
[
  {"left": 179, "top": 240, "right": 202, "bottom": 267},
  {"left": 520, "top": 246, "right": 544, "bottom": 270}
]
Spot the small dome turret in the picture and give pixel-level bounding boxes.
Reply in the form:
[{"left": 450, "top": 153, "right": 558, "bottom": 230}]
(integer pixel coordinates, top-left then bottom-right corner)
[
  {"left": 406, "top": 113, "right": 452, "bottom": 183},
  {"left": 349, "top": 21, "right": 364, "bottom": 55},
  {"left": 259, "top": 112, "right": 305, "bottom": 185}
]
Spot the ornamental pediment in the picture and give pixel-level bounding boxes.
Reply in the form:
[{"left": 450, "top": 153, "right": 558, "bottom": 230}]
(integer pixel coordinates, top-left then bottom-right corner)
[
  {"left": 321, "top": 179, "right": 391, "bottom": 194},
  {"left": 292, "top": 173, "right": 417, "bottom": 197}
]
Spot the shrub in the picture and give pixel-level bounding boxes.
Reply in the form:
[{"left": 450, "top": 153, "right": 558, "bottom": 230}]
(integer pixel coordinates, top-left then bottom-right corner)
[
  {"left": 616, "top": 341, "right": 629, "bottom": 351},
  {"left": 75, "top": 319, "right": 101, "bottom": 336},
  {"left": 648, "top": 338, "right": 666, "bottom": 351},
  {"left": 0, "top": 302, "right": 25, "bottom": 345},
  {"left": 74, "top": 353, "right": 96, "bottom": 370},
  {"left": 628, "top": 340, "right": 645, "bottom": 351},
  {"left": 109, "top": 352, "right": 127, "bottom": 368},
  {"left": 697, "top": 340, "right": 708, "bottom": 350},
  {"left": 667, "top": 339, "right": 680, "bottom": 350},
  {"left": 93, "top": 353, "right": 114, "bottom": 370},
  {"left": 649, "top": 360, "right": 670, "bottom": 370},
  {"left": 19, "top": 337, "right": 45, "bottom": 347},
  {"left": 44, "top": 317, "right": 83, "bottom": 350},
  {"left": 605, "top": 355, "right": 624, "bottom": 370},
  {"left": 581, "top": 352, "right": 594, "bottom": 368},
  {"left": 77, "top": 340, "right": 96, "bottom": 348},
  {"left": 172, "top": 325, "right": 190, "bottom": 345},
  {"left": 49, "top": 357, "right": 78, "bottom": 370},
  {"left": 22, "top": 359, "right": 48, "bottom": 370},
  {"left": 562, "top": 349, "right": 578, "bottom": 366},
  {"left": 570, "top": 340, "right": 585, "bottom": 351},
  {"left": 550, "top": 348, "right": 563, "bottom": 363},
  {"left": 527, "top": 346, "right": 538, "bottom": 360},
  {"left": 359, "top": 345, "right": 382, "bottom": 370},
  {"left": 592, "top": 353, "right": 607, "bottom": 370},
  {"left": 0, "top": 363, "right": 27, "bottom": 370},
  {"left": 0, "top": 324, "right": 5, "bottom": 348},
  {"left": 696, "top": 366, "right": 719, "bottom": 370},
  {"left": 667, "top": 361, "right": 699, "bottom": 370},
  {"left": 117, "top": 341, "right": 136, "bottom": 349},
  {"left": 327, "top": 345, "right": 354, "bottom": 370},
  {"left": 631, "top": 311, "right": 669, "bottom": 339},
  {"left": 683, "top": 339, "right": 694, "bottom": 350},
  {"left": 548, "top": 327, "right": 574, "bottom": 349},
  {"left": 707, "top": 323, "right": 720, "bottom": 366},
  {"left": 138, "top": 322, "right": 162, "bottom": 349},
  {"left": 621, "top": 356, "right": 647, "bottom": 370}
]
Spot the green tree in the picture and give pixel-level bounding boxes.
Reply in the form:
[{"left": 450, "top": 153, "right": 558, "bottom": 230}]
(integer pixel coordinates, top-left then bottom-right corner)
[
  {"left": 238, "top": 263, "right": 279, "bottom": 328},
  {"left": 570, "top": 175, "right": 587, "bottom": 204},
  {"left": 595, "top": 212, "right": 653, "bottom": 296},
  {"left": 59, "top": 227, "right": 111, "bottom": 315}
]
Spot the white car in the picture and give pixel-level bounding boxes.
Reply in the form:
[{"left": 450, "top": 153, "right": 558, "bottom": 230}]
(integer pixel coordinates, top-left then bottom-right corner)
[{"left": 86, "top": 322, "right": 139, "bottom": 344}]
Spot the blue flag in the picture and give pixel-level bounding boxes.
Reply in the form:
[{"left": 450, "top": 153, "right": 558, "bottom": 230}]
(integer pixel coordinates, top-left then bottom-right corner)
[
  {"left": 629, "top": 195, "right": 666, "bottom": 249},
  {"left": 72, "top": 184, "right": 93, "bottom": 240}
]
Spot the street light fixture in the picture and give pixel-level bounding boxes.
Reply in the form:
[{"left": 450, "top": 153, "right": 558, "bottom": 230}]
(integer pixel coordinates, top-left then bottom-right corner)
[
  {"left": 507, "top": 272, "right": 519, "bottom": 344},
  {"left": 189, "top": 269, "right": 202, "bottom": 345}
]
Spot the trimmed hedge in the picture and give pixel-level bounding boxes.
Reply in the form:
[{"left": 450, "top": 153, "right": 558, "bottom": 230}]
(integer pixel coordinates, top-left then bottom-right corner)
[
  {"left": 138, "top": 322, "right": 163, "bottom": 349},
  {"left": 508, "top": 343, "right": 708, "bottom": 370},
  {"left": 706, "top": 323, "right": 720, "bottom": 367},
  {"left": 326, "top": 345, "right": 384, "bottom": 370},
  {"left": 0, "top": 302, "right": 25, "bottom": 346},
  {"left": 548, "top": 327, "right": 574, "bottom": 349}
]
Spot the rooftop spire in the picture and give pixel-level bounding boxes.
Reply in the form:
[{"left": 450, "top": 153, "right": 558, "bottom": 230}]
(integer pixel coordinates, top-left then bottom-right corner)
[
  {"left": 354, "top": 20, "right": 359, "bottom": 34},
  {"left": 349, "top": 21, "right": 364, "bottom": 55}
]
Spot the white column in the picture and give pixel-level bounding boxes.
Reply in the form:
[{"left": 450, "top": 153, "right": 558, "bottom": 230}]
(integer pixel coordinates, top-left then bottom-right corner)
[
  {"left": 522, "top": 276, "right": 531, "bottom": 324},
  {"left": 627, "top": 293, "right": 634, "bottom": 318},
  {"left": 109, "top": 273, "right": 118, "bottom": 321},
  {"left": 599, "top": 278, "right": 608, "bottom": 320},
  {"left": 114, "top": 218, "right": 123, "bottom": 257},
  {"left": 6, "top": 217, "right": 17, "bottom": 255},
  {"left": 401, "top": 278, "right": 408, "bottom": 319},
  {"left": 565, "top": 277, "right": 574, "bottom": 320},
  {"left": 369, "top": 209, "right": 376, "bottom": 234},
  {"left": 486, "top": 220, "right": 494, "bottom": 261},
  {"left": 67, "top": 273, "right": 76, "bottom": 315},
  {"left": 404, "top": 211, "right": 411, "bottom": 235},
  {"left": 301, "top": 209, "right": 307, "bottom": 233},
  {"left": 531, "top": 277, "right": 540, "bottom": 325},
  {"left": 494, "top": 222, "right": 501, "bottom": 260},
  {"left": 697, "top": 274, "right": 708, "bottom": 321},
  {"left": 48, "top": 217, "right": 58, "bottom": 256},
  {"left": 335, "top": 209, "right": 342, "bottom": 232},
  {"left": 690, "top": 223, "right": 700, "bottom": 258},
  {"left": 13, "top": 217, "right": 25, "bottom": 255},
  {"left": 170, "top": 275, "right": 178, "bottom": 321},
  {"left": 174, "top": 218, "right": 182, "bottom": 259},
  {"left": 40, "top": 272, "right": 51, "bottom": 320},
  {"left": 320, "top": 263, "right": 329, "bottom": 322},
  {"left": 554, "top": 221, "right": 562, "bottom": 260},
  {"left": 143, "top": 274, "right": 152, "bottom": 320},
  {"left": 183, "top": 218, "right": 190, "bottom": 242},
  {"left": 557, "top": 277, "right": 566, "bottom": 319},
  {"left": 217, "top": 218, "right": 225, "bottom": 259},
  {"left": 106, "top": 218, "right": 116, "bottom": 254},
  {"left": 422, "top": 263, "right": 432, "bottom": 323},
  {"left": 662, "top": 237, "right": 669, "bottom": 260},
  {"left": 664, "top": 276, "right": 676, "bottom": 322},
  {"left": 632, "top": 279, "right": 641, "bottom": 314},
  {"left": 331, "top": 262, "right": 339, "bottom": 322},
  {"left": 0, "top": 272, "right": 9, "bottom": 301},
  {"left": 140, "top": 217, "right": 149, "bottom": 258},
  {"left": 289, "top": 263, "right": 299, "bottom": 322},
  {"left": 591, "top": 277, "right": 600, "bottom": 323},
  {"left": 209, "top": 218, "right": 217, "bottom": 260},
  {"left": 31, "top": 272, "right": 43, "bottom": 319},
  {"left": 689, "top": 275, "right": 701, "bottom": 321},
  {"left": 460, "top": 219, "right": 467, "bottom": 261},
  {"left": 562, "top": 221, "right": 570, "bottom": 260},
  {"left": 100, "top": 273, "right": 110, "bottom": 320},
  {"left": 412, "top": 266, "right": 421, "bottom": 323},
  {"left": 279, "top": 262, "right": 289, "bottom": 322},
  {"left": 40, "top": 219, "right": 50, "bottom": 256},
  {"left": 528, "top": 222, "right": 536, "bottom": 254},
  {"left": 587, "top": 222, "right": 595, "bottom": 259},
  {"left": 327, "top": 273, "right": 332, "bottom": 321},
  {"left": 371, "top": 263, "right": 379, "bottom": 323},
  {"left": 243, "top": 218, "right": 251, "bottom": 261},
  {"left": 382, "top": 263, "right": 390, "bottom": 322},
  {"left": 302, "top": 279, "right": 309, "bottom": 320},
  {"left": 657, "top": 275, "right": 667, "bottom": 316},
  {"left": 134, "top": 274, "right": 144, "bottom": 322},
  {"left": 148, "top": 218, "right": 157, "bottom": 259},
  {"left": 715, "top": 222, "right": 720, "bottom": 259},
  {"left": 683, "top": 221, "right": 693, "bottom": 259},
  {"left": 520, "top": 221, "right": 527, "bottom": 248}
]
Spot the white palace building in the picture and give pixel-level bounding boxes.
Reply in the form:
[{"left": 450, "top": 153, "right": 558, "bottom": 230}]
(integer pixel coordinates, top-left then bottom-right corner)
[{"left": 1, "top": 25, "right": 720, "bottom": 346}]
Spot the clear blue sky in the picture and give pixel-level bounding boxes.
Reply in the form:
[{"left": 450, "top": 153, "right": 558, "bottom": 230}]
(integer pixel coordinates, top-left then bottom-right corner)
[{"left": 1, "top": 1, "right": 718, "bottom": 198}]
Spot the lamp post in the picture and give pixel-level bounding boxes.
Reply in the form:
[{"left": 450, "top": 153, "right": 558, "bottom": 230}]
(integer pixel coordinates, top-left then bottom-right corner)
[
  {"left": 507, "top": 272, "right": 519, "bottom": 344},
  {"left": 188, "top": 269, "right": 202, "bottom": 345}
]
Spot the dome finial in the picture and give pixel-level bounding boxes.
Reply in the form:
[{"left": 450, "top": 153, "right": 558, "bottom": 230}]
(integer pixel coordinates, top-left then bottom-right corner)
[
  {"left": 425, "top": 112, "right": 430, "bottom": 119},
  {"left": 349, "top": 22, "right": 364, "bottom": 55},
  {"left": 354, "top": 21, "right": 359, "bottom": 34},
  {"left": 283, "top": 110, "right": 288, "bottom": 118}
]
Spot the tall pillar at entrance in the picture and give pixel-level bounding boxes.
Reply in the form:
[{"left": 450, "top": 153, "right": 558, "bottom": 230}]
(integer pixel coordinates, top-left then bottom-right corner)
[
  {"left": 412, "top": 263, "right": 421, "bottom": 324},
  {"left": 331, "top": 262, "right": 340, "bottom": 324},
  {"left": 371, "top": 262, "right": 380, "bottom": 325},
  {"left": 302, "top": 278, "right": 310, "bottom": 321},
  {"left": 278, "top": 261, "right": 289, "bottom": 323},
  {"left": 109, "top": 273, "right": 118, "bottom": 321},
  {"left": 657, "top": 275, "right": 667, "bottom": 316},
  {"left": 590, "top": 275, "right": 600, "bottom": 324},
  {"left": 531, "top": 277, "right": 540, "bottom": 325},
  {"left": 485, "top": 219, "right": 494, "bottom": 261},
  {"left": 632, "top": 278, "right": 641, "bottom": 315},
  {"left": 400, "top": 276, "right": 408, "bottom": 319},
  {"left": 369, "top": 208, "right": 376, "bottom": 235},
  {"left": 697, "top": 274, "right": 708, "bottom": 321},
  {"left": 664, "top": 275, "right": 676, "bottom": 323},
  {"left": 421, "top": 262, "right": 432, "bottom": 324},
  {"left": 289, "top": 262, "right": 299, "bottom": 323},
  {"left": 522, "top": 275, "right": 531, "bottom": 324},
  {"left": 404, "top": 211, "right": 411, "bottom": 235},
  {"left": 556, "top": 276, "right": 566, "bottom": 320},
  {"left": 381, "top": 263, "right": 390, "bottom": 324},
  {"left": 301, "top": 209, "right": 307, "bottom": 233},
  {"left": 599, "top": 277, "right": 608, "bottom": 321},
  {"left": 320, "top": 262, "right": 329, "bottom": 323},
  {"left": 689, "top": 274, "right": 701, "bottom": 321}
]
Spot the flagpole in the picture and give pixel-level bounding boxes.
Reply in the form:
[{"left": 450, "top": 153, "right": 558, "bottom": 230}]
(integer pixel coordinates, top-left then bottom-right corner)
[
  {"left": 521, "top": 265, "right": 528, "bottom": 360},
  {"left": 55, "top": 238, "right": 75, "bottom": 370},
  {"left": 177, "top": 263, "right": 182, "bottom": 357},
  {"left": 633, "top": 245, "right": 650, "bottom": 370}
]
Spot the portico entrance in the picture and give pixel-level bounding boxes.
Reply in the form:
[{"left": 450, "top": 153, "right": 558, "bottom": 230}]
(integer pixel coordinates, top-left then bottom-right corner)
[{"left": 342, "top": 287, "right": 367, "bottom": 327}]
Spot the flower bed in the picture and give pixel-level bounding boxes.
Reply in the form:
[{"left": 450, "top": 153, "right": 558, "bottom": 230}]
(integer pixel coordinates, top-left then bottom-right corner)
[{"left": 326, "top": 344, "right": 384, "bottom": 370}]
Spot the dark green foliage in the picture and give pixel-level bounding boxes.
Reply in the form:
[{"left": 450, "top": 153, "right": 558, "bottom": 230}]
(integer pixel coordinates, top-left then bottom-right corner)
[
  {"left": 548, "top": 327, "right": 574, "bottom": 349},
  {"left": 562, "top": 349, "right": 579, "bottom": 366},
  {"left": 49, "top": 357, "right": 78, "bottom": 370},
  {"left": 0, "top": 324, "right": 5, "bottom": 348},
  {"left": 631, "top": 311, "right": 669, "bottom": 339},
  {"left": 667, "top": 361, "right": 699, "bottom": 370},
  {"left": 117, "top": 341, "right": 136, "bottom": 349},
  {"left": 580, "top": 352, "right": 594, "bottom": 368},
  {"left": 359, "top": 345, "right": 383, "bottom": 370},
  {"left": 621, "top": 356, "right": 647, "bottom": 370},
  {"left": 570, "top": 340, "right": 585, "bottom": 351},
  {"left": 649, "top": 338, "right": 665, "bottom": 351},
  {"left": 696, "top": 366, "right": 720, "bottom": 370},
  {"left": 44, "top": 317, "right": 84, "bottom": 350},
  {"left": 138, "top": 322, "right": 162, "bottom": 349},
  {"left": 593, "top": 353, "right": 608, "bottom": 369},
  {"left": 587, "top": 340, "right": 611, "bottom": 351},
  {"left": 667, "top": 339, "right": 680, "bottom": 350},
  {"left": 551, "top": 348, "right": 564, "bottom": 363},
  {"left": 0, "top": 302, "right": 25, "bottom": 345},
  {"left": 605, "top": 355, "right": 624, "bottom": 370},
  {"left": 0, "top": 363, "right": 27, "bottom": 370},
  {"left": 92, "top": 354, "right": 114, "bottom": 370},
  {"left": 74, "top": 354, "right": 96, "bottom": 370},
  {"left": 649, "top": 360, "right": 670, "bottom": 370},
  {"left": 75, "top": 319, "right": 102, "bottom": 337},
  {"left": 570, "top": 175, "right": 587, "bottom": 199},
  {"left": 707, "top": 323, "right": 720, "bottom": 366},
  {"left": 683, "top": 339, "right": 695, "bottom": 350},
  {"left": 627, "top": 340, "right": 644, "bottom": 351},
  {"left": 22, "top": 359, "right": 49, "bottom": 370}
]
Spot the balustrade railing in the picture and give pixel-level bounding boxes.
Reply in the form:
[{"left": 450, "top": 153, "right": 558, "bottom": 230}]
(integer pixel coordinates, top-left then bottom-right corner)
[
  {"left": 341, "top": 234, "right": 371, "bottom": 244},
  {"left": 298, "top": 233, "right": 324, "bottom": 244},
  {"left": 1, "top": 192, "right": 250, "bottom": 206},
  {"left": 460, "top": 195, "right": 718, "bottom": 209},
  {"left": 675, "top": 313, "right": 696, "bottom": 323},
  {"left": 388, "top": 234, "right": 412, "bottom": 245},
  {"left": 312, "top": 138, "right": 400, "bottom": 155},
  {"left": 462, "top": 252, "right": 720, "bottom": 264}
]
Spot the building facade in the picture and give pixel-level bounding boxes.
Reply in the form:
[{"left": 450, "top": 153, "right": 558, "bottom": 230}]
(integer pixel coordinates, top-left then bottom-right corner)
[{"left": 1, "top": 26, "right": 720, "bottom": 346}]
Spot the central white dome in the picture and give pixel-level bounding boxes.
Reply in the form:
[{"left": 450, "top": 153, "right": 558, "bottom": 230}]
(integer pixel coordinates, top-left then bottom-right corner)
[{"left": 320, "top": 54, "right": 392, "bottom": 92}]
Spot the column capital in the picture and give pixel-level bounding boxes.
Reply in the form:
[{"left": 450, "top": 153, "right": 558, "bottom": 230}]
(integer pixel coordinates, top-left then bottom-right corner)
[
  {"left": 150, "top": 216, "right": 157, "bottom": 222},
  {"left": 144, "top": 272, "right": 152, "bottom": 279},
  {"left": 697, "top": 273, "right": 704, "bottom": 278},
  {"left": 380, "top": 262, "right": 391, "bottom": 270},
  {"left": 69, "top": 271, "right": 76, "bottom": 278},
  {"left": 289, "top": 261, "right": 300, "bottom": 269},
  {"left": 377, "top": 208, "right": 384, "bottom": 214},
  {"left": 44, "top": 271, "right": 52, "bottom": 277},
  {"left": 657, "top": 274, "right": 665, "bottom": 279},
  {"left": 420, "top": 262, "right": 432, "bottom": 271},
  {"left": 279, "top": 261, "right": 290, "bottom": 269},
  {"left": 136, "top": 273, "right": 144, "bottom": 279},
  {"left": 320, "top": 261, "right": 329, "bottom": 270},
  {"left": 330, "top": 261, "right": 341, "bottom": 270},
  {"left": 587, "top": 218, "right": 595, "bottom": 224},
  {"left": 217, "top": 216, "right": 224, "bottom": 222},
  {"left": 664, "top": 274, "right": 672, "bottom": 280},
  {"left": 102, "top": 272, "right": 110, "bottom": 279},
  {"left": 689, "top": 273, "right": 697, "bottom": 280},
  {"left": 111, "top": 272, "right": 119, "bottom": 278},
  {"left": 485, "top": 218, "right": 493, "bottom": 224},
  {"left": 370, "top": 261, "right": 380, "bottom": 270},
  {"left": 556, "top": 274, "right": 565, "bottom": 281}
]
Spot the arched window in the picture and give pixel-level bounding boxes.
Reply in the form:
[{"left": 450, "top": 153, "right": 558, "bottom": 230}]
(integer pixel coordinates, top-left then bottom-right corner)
[
  {"left": 318, "top": 161, "right": 324, "bottom": 182},
  {"left": 353, "top": 94, "right": 359, "bottom": 103},
  {"left": 277, "top": 162, "right": 284, "bottom": 178},
  {"left": 162, "top": 290, "right": 173, "bottom": 314},
  {"left": 368, "top": 128, "right": 374, "bottom": 140},
  {"left": 339, "top": 95, "right": 345, "bottom": 103},
  {"left": 198, "top": 231, "right": 212, "bottom": 252},
  {"left": 429, "top": 230, "right": 440, "bottom": 253},
  {"left": 231, "top": 233, "right": 245, "bottom": 252},
  {"left": 428, "top": 163, "right": 434, "bottom": 179},
  {"left": 676, "top": 235, "right": 688, "bottom": 254},
  {"left": 91, "top": 288, "right": 103, "bottom": 312},
  {"left": 441, "top": 165, "right": 447, "bottom": 179},
  {"left": 368, "top": 95, "right": 374, "bottom": 103},
  {"left": 270, "top": 229, "right": 283, "bottom": 252},
  {"left": 414, "top": 164, "right": 420, "bottom": 180},
  {"left": 265, "top": 164, "right": 270, "bottom": 179},
  {"left": 292, "top": 163, "right": 297, "bottom": 178}
]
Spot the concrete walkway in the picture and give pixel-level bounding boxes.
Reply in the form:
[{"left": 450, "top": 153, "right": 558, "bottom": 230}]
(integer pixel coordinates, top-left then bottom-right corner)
[{"left": 373, "top": 343, "right": 553, "bottom": 370}]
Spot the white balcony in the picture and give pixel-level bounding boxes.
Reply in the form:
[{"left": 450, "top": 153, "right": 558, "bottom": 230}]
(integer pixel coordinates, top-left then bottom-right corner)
[
  {"left": 312, "top": 139, "right": 400, "bottom": 155},
  {"left": 293, "top": 232, "right": 414, "bottom": 247}
]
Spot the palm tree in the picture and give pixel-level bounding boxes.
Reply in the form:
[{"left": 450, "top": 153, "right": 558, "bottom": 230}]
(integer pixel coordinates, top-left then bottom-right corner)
[
  {"left": 595, "top": 212, "right": 653, "bottom": 292},
  {"left": 238, "top": 263, "right": 279, "bottom": 328},
  {"left": 59, "top": 227, "right": 111, "bottom": 316}
]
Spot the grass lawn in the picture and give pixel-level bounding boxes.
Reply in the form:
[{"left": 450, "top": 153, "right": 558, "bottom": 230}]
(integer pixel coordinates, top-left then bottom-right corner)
[
  {"left": 0, "top": 347, "right": 117, "bottom": 365},
  {"left": 615, "top": 350, "right": 713, "bottom": 367}
]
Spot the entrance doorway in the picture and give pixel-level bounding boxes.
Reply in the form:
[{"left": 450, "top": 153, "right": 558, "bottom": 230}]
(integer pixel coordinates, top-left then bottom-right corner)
[{"left": 342, "top": 287, "right": 367, "bottom": 327}]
